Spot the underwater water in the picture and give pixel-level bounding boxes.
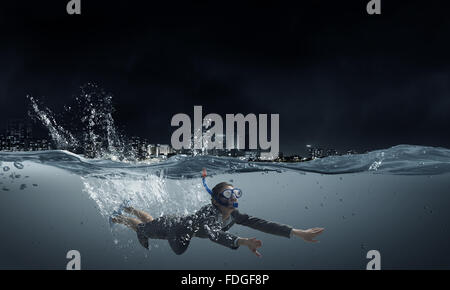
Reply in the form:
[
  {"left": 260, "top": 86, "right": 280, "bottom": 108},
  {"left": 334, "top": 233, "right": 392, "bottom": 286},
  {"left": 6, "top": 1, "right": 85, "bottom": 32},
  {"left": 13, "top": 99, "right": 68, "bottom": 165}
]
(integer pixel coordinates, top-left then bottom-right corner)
[{"left": 1, "top": 144, "right": 450, "bottom": 269}]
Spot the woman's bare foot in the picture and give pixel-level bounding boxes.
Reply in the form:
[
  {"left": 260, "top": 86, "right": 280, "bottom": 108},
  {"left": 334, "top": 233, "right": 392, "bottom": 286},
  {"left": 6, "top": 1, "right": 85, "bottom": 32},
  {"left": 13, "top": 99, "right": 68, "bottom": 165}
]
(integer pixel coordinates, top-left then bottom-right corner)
[
  {"left": 122, "top": 206, "right": 134, "bottom": 214},
  {"left": 124, "top": 207, "right": 154, "bottom": 223},
  {"left": 110, "top": 215, "right": 125, "bottom": 224},
  {"left": 110, "top": 214, "right": 142, "bottom": 231}
]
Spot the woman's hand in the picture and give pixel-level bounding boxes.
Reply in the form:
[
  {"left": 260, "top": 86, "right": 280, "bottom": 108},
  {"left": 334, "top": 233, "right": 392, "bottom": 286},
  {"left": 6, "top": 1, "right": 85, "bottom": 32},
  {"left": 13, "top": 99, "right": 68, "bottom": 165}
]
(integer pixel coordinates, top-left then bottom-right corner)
[
  {"left": 292, "top": 228, "right": 325, "bottom": 243},
  {"left": 238, "top": 238, "right": 263, "bottom": 257}
]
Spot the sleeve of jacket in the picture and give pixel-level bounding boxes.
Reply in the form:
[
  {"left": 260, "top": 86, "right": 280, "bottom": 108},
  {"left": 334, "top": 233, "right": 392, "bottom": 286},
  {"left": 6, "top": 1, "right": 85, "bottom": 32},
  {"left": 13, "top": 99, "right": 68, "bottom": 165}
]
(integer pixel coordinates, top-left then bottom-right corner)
[
  {"left": 232, "top": 210, "right": 293, "bottom": 238},
  {"left": 203, "top": 216, "right": 240, "bottom": 250}
]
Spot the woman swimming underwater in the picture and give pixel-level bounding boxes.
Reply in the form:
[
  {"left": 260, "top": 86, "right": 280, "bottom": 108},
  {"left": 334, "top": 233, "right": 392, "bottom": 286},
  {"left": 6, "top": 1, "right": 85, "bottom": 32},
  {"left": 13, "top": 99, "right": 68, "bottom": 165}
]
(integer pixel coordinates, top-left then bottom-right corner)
[{"left": 110, "top": 168, "right": 325, "bottom": 257}]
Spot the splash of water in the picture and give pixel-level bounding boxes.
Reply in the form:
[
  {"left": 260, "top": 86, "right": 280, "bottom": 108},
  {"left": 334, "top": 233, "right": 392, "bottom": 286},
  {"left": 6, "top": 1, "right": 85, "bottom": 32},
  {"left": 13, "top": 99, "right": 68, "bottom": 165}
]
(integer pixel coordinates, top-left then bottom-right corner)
[
  {"left": 28, "top": 83, "right": 140, "bottom": 161},
  {"left": 27, "top": 95, "right": 78, "bottom": 150},
  {"left": 80, "top": 171, "right": 209, "bottom": 217}
]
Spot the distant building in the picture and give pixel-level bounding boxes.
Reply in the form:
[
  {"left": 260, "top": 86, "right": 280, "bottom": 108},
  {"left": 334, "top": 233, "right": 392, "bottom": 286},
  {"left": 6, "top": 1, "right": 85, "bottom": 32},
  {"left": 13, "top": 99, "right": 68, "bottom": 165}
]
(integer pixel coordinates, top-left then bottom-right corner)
[
  {"left": 244, "top": 150, "right": 260, "bottom": 159},
  {"left": 306, "top": 145, "right": 340, "bottom": 159},
  {"left": 28, "top": 139, "right": 52, "bottom": 151},
  {"left": 291, "top": 155, "right": 301, "bottom": 161},
  {"left": 326, "top": 149, "right": 339, "bottom": 156},
  {"left": 146, "top": 144, "right": 174, "bottom": 158},
  {"left": 127, "top": 137, "right": 153, "bottom": 160},
  {"left": 307, "top": 147, "right": 324, "bottom": 159},
  {"left": 158, "top": 144, "right": 173, "bottom": 156},
  {"left": 147, "top": 144, "right": 156, "bottom": 156},
  {"left": 0, "top": 119, "right": 52, "bottom": 152}
]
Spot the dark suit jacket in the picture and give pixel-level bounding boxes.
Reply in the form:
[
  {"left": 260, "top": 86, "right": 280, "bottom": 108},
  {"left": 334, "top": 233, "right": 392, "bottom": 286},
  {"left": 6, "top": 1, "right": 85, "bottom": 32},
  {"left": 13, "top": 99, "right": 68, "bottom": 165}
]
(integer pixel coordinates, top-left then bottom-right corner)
[{"left": 166, "top": 204, "right": 293, "bottom": 255}]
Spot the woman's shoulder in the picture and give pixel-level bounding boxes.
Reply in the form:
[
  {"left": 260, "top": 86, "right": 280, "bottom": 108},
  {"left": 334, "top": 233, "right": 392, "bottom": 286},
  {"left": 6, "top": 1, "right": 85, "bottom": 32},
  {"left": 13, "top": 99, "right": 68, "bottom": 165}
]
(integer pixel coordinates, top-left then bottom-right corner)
[
  {"left": 195, "top": 204, "right": 219, "bottom": 216},
  {"left": 231, "top": 208, "right": 242, "bottom": 216}
]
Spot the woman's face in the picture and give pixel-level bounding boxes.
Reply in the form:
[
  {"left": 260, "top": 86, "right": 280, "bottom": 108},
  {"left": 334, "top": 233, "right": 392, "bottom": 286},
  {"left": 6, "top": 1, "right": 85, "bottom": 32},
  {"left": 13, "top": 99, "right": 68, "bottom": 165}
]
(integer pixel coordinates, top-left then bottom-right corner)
[{"left": 218, "top": 185, "right": 238, "bottom": 209}]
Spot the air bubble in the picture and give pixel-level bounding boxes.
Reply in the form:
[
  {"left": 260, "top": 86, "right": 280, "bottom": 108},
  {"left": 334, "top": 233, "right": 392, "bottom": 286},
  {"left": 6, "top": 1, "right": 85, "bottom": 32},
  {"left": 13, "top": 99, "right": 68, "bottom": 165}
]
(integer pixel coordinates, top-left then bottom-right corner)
[{"left": 14, "top": 162, "right": 24, "bottom": 169}]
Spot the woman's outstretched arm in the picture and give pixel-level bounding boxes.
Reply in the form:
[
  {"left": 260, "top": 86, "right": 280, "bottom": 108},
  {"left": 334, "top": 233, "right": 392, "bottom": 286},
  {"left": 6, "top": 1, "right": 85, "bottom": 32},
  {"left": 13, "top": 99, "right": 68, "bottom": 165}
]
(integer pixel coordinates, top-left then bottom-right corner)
[
  {"left": 232, "top": 210, "right": 324, "bottom": 242},
  {"left": 232, "top": 210, "right": 293, "bottom": 237}
]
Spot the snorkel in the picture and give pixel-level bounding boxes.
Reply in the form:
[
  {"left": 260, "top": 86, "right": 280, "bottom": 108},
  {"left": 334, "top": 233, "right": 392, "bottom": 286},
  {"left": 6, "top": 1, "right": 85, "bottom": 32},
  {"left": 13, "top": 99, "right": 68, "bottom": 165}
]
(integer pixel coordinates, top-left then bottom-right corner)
[{"left": 202, "top": 168, "right": 239, "bottom": 208}]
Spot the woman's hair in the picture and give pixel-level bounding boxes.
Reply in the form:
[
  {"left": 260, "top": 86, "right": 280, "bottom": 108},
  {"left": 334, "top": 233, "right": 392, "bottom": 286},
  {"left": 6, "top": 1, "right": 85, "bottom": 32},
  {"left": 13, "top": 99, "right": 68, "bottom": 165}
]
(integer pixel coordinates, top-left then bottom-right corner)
[{"left": 211, "top": 182, "right": 233, "bottom": 201}]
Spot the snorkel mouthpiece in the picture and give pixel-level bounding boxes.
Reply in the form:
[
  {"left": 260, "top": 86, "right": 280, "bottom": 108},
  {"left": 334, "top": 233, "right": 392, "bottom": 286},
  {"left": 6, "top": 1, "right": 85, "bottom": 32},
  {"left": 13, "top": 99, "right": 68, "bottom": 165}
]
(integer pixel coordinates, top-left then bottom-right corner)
[{"left": 233, "top": 202, "right": 238, "bottom": 208}]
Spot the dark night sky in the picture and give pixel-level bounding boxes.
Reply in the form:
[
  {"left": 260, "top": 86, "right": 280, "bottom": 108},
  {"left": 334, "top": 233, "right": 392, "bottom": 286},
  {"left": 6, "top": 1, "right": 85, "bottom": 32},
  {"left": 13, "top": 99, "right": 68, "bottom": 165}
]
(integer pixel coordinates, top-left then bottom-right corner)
[{"left": 1, "top": 1, "right": 450, "bottom": 155}]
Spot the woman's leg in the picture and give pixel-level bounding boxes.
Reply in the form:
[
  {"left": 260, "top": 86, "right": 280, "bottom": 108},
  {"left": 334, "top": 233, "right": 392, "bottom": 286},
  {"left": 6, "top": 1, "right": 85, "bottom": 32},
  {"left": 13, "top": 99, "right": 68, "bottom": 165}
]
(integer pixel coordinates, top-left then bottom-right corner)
[
  {"left": 123, "top": 206, "right": 154, "bottom": 223},
  {"left": 111, "top": 215, "right": 142, "bottom": 231}
]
